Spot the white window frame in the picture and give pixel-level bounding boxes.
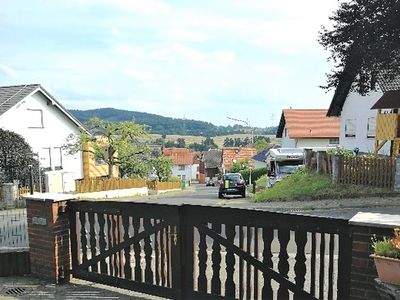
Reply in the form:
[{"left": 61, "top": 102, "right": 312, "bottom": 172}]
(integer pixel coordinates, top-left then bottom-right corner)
[
  {"left": 53, "top": 147, "right": 63, "bottom": 170},
  {"left": 344, "top": 119, "right": 356, "bottom": 138},
  {"left": 40, "top": 147, "right": 51, "bottom": 170},
  {"left": 367, "top": 117, "right": 376, "bottom": 138},
  {"left": 178, "top": 165, "right": 185, "bottom": 171},
  {"left": 27, "top": 109, "right": 44, "bottom": 128}
]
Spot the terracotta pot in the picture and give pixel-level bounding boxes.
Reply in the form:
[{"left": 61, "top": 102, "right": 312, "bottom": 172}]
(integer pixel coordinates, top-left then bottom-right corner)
[{"left": 371, "top": 254, "right": 400, "bottom": 285}]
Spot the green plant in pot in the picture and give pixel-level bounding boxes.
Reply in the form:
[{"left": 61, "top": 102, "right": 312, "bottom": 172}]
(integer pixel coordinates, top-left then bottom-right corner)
[{"left": 371, "top": 228, "right": 400, "bottom": 285}]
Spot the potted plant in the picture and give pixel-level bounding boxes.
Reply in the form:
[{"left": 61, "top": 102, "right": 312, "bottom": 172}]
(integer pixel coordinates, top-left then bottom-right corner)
[{"left": 371, "top": 228, "right": 400, "bottom": 285}]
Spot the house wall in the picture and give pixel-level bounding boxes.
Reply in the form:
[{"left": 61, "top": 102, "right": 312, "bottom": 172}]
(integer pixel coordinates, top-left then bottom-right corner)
[
  {"left": 0, "top": 92, "right": 83, "bottom": 180},
  {"left": 171, "top": 165, "right": 193, "bottom": 182},
  {"left": 296, "top": 138, "right": 335, "bottom": 149},
  {"left": 281, "top": 127, "right": 296, "bottom": 148},
  {"left": 340, "top": 91, "right": 391, "bottom": 155}
]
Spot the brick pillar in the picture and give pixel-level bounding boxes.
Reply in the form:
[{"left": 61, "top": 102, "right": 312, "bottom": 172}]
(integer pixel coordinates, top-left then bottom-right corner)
[
  {"left": 349, "top": 212, "right": 399, "bottom": 300},
  {"left": 25, "top": 194, "right": 75, "bottom": 283}
]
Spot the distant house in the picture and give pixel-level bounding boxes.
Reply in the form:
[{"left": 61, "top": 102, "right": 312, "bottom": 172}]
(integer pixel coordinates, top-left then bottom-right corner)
[
  {"left": 222, "top": 147, "right": 257, "bottom": 173},
  {"left": 252, "top": 148, "right": 270, "bottom": 169},
  {"left": 276, "top": 109, "right": 340, "bottom": 149},
  {"left": 200, "top": 149, "right": 222, "bottom": 181},
  {"left": 163, "top": 148, "right": 199, "bottom": 183},
  {"left": 326, "top": 72, "right": 400, "bottom": 155},
  {"left": 0, "top": 84, "right": 87, "bottom": 191}
]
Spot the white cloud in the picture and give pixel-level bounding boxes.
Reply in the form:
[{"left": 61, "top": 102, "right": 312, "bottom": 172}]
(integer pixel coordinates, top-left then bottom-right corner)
[
  {"left": 106, "top": 0, "right": 170, "bottom": 15},
  {"left": 164, "top": 29, "right": 208, "bottom": 42},
  {"left": 124, "top": 69, "right": 156, "bottom": 81}
]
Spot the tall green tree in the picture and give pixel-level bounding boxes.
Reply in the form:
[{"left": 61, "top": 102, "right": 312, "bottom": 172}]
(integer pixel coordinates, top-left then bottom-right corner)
[
  {"left": 0, "top": 129, "right": 39, "bottom": 185},
  {"left": 64, "top": 117, "right": 149, "bottom": 178},
  {"left": 319, "top": 0, "right": 400, "bottom": 94}
]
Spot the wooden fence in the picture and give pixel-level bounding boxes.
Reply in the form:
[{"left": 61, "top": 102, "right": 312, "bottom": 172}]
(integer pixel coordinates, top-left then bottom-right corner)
[
  {"left": 76, "top": 178, "right": 147, "bottom": 193},
  {"left": 338, "top": 156, "right": 396, "bottom": 189},
  {"left": 147, "top": 181, "right": 181, "bottom": 190}
]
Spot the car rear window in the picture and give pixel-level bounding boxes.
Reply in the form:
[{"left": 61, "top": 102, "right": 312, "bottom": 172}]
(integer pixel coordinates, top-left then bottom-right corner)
[{"left": 224, "top": 174, "right": 241, "bottom": 181}]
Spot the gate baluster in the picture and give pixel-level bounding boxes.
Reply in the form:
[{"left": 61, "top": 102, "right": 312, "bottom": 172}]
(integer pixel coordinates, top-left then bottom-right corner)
[
  {"left": 122, "top": 215, "right": 132, "bottom": 280},
  {"left": 246, "top": 226, "right": 252, "bottom": 300},
  {"left": 88, "top": 212, "right": 97, "bottom": 272},
  {"left": 197, "top": 223, "right": 207, "bottom": 293},
  {"left": 254, "top": 228, "right": 259, "bottom": 300},
  {"left": 144, "top": 218, "right": 154, "bottom": 283},
  {"left": 239, "top": 226, "right": 245, "bottom": 299},
  {"left": 328, "top": 234, "right": 335, "bottom": 300},
  {"left": 112, "top": 215, "right": 119, "bottom": 277},
  {"left": 319, "top": 232, "right": 326, "bottom": 299},
  {"left": 224, "top": 224, "right": 236, "bottom": 298},
  {"left": 79, "top": 212, "right": 88, "bottom": 270},
  {"left": 108, "top": 214, "right": 114, "bottom": 276},
  {"left": 310, "top": 232, "right": 316, "bottom": 296},
  {"left": 133, "top": 217, "right": 142, "bottom": 282},
  {"left": 277, "top": 229, "right": 290, "bottom": 299},
  {"left": 155, "top": 219, "right": 160, "bottom": 285},
  {"left": 262, "top": 227, "right": 273, "bottom": 299},
  {"left": 211, "top": 223, "right": 222, "bottom": 295},
  {"left": 97, "top": 213, "right": 107, "bottom": 274},
  {"left": 160, "top": 225, "right": 166, "bottom": 287},
  {"left": 294, "top": 230, "right": 307, "bottom": 299}
]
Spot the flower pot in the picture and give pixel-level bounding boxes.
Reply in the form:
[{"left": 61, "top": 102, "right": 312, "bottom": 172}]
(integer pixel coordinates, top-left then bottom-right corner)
[{"left": 371, "top": 254, "right": 400, "bottom": 285}]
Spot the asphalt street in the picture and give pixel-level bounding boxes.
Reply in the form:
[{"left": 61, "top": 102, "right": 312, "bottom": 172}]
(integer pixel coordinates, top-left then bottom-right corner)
[{"left": 124, "top": 184, "right": 400, "bottom": 220}]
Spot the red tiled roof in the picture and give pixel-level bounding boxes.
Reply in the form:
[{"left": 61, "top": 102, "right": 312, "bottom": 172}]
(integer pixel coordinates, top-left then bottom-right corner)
[
  {"left": 278, "top": 109, "right": 340, "bottom": 138},
  {"left": 163, "top": 148, "right": 197, "bottom": 165},
  {"left": 222, "top": 147, "right": 257, "bottom": 168}
]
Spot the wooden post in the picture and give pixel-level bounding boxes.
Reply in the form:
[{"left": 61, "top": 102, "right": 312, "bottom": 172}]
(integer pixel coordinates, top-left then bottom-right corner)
[
  {"left": 304, "top": 149, "right": 313, "bottom": 170},
  {"left": 316, "top": 151, "right": 325, "bottom": 174},
  {"left": 394, "top": 156, "right": 400, "bottom": 192},
  {"left": 331, "top": 155, "right": 342, "bottom": 184}
]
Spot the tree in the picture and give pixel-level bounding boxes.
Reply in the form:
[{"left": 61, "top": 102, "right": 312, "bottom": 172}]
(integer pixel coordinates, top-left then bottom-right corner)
[
  {"left": 64, "top": 117, "right": 149, "bottom": 178},
  {"left": 176, "top": 138, "right": 186, "bottom": 148},
  {"left": 230, "top": 158, "right": 251, "bottom": 173},
  {"left": 253, "top": 136, "right": 271, "bottom": 152},
  {"left": 149, "top": 156, "right": 173, "bottom": 181},
  {"left": 319, "top": 0, "right": 400, "bottom": 94},
  {"left": 0, "top": 129, "right": 39, "bottom": 185}
]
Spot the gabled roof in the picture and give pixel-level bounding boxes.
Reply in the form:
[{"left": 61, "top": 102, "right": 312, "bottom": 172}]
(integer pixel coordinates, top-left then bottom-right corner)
[
  {"left": 252, "top": 148, "right": 270, "bottom": 162},
  {"left": 0, "top": 84, "right": 87, "bottom": 132},
  {"left": 202, "top": 149, "right": 222, "bottom": 168},
  {"left": 371, "top": 90, "right": 400, "bottom": 109},
  {"left": 327, "top": 69, "right": 400, "bottom": 117},
  {"left": 222, "top": 147, "right": 256, "bottom": 168},
  {"left": 276, "top": 109, "right": 339, "bottom": 138},
  {"left": 163, "top": 147, "right": 197, "bottom": 165}
]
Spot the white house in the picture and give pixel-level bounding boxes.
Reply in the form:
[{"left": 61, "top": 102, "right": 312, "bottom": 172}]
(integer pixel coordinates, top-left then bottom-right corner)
[
  {"left": 327, "top": 73, "right": 393, "bottom": 155},
  {"left": 276, "top": 109, "right": 340, "bottom": 149},
  {"left": 0, "top": 84, "right": 87, "bottom": 191},
  {"left": 162, "top": 148, "right": 199, "bottom": 183}
]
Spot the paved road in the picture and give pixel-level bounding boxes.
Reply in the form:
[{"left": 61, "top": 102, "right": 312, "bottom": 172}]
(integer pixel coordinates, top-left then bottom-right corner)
[{"left": 122, "top": 184, "right": 400, "bottom": 220}]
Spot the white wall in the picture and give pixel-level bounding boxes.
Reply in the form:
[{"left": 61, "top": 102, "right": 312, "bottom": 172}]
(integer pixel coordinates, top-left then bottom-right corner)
[
  {"left": 171, "top": 165, "right": 193, "bottom": 182},
  {"left": 0, "top": 91, "right": 84, "bottom": 179},
  {"left": 296, "top": 138, "right": 335, "bottom": 148},
  {"left": 340, "top": 90, "right": 391, "bottom": 155},
  {"left": 281, "top": 126, "right": 296, "bottom": 148}
]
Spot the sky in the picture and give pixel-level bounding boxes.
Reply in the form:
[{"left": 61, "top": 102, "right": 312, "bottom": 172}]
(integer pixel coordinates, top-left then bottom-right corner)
[{"left": 0, "top": 0, "right": 341, "bottom": 128}]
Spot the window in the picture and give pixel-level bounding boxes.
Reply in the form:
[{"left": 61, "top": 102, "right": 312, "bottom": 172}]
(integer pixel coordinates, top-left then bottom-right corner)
[
  {"left": 329, "top": 138, "right": 339, "bottom": 145},
  {"left": 345, "top": 119, "right": 356, "bottom": 137},
  {"left": 39, "top": 147, "right": 51, "bottom": 170},
  {"left": 53, "top": 147, "right": 63, "bottom": 170},
  {"left": 178, "top": 165, "right": 185, "bottom": 171},
  {"left": 27, "top": 109, "right": 44, "bottom": 128},
  {"left": 367, "top": 117, "right": 376, "bottom": 138}
]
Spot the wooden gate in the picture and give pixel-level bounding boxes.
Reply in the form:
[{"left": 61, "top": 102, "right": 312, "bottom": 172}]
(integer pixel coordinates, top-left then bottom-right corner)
[{"left": 69, "top": 201, "right": 352, "bottom": 299}]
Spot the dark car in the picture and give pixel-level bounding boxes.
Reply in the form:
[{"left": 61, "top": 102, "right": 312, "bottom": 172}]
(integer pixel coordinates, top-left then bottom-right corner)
[{"left": 218, "top": 173, "right": 246, "bottom": 198}]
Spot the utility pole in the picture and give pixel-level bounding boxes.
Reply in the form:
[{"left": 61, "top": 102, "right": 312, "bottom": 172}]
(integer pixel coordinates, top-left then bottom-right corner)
[{"left": 226, "top": 116, "right": 254, "bottom": 144}]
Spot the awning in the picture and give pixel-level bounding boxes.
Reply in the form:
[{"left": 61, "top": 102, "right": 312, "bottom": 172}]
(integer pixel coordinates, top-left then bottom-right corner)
[{"left": 371, "top": 90, "right": 400, "bottom": 109}]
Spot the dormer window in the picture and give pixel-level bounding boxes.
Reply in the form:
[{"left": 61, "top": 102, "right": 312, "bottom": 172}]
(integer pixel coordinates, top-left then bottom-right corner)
[{"left": 27, "top": 109, "right": 44, "bottom": 128}]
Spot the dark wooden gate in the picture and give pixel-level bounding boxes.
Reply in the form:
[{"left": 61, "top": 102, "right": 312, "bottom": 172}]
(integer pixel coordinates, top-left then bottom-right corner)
[{"left": 69, "top": 201, "right": 352, "bottom": 299}]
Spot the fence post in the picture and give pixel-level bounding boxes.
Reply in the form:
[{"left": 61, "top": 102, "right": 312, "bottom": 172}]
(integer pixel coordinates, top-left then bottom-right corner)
[
  {"left": 394, "top": 156, "right": 400, "bottom": 192},
  {"left": 316, "top": 151, "right": 325, "bottom": 174},
  {"left": 304, "top": 149, "right": 313, "bottom": 170},
  {"left": 25, "top": 194, "right": 75, "bottom": 283},
  {"left": 331, "top": 155, "right": 342, "bottom": 184}
]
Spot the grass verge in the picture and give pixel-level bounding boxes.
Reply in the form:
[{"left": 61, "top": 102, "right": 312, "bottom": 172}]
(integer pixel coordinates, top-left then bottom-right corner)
[{"left": 252, "top": 168, "right": 396, "bottom": 202}]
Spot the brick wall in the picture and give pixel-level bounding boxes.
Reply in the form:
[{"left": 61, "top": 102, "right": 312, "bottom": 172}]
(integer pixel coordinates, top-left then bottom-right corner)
[
  {"left": 350, "top": 225, "right": 392, "bottom": 300},
  {"left": 26, "top": 197, "right": 71, "bottom": 283}
]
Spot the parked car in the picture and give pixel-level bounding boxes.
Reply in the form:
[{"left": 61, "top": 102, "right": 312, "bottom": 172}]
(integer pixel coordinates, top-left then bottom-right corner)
[
  {"left": 206, "top": 178, "right": 216, "bottom": 186},
  {"left": 218, "top": 173, "right": 246, "bottom": 198}
]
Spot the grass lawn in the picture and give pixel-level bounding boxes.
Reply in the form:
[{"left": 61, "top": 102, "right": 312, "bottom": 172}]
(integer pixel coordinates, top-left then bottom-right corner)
[{"left": 253, "top": 168, "right": 395, "bottom": 202}]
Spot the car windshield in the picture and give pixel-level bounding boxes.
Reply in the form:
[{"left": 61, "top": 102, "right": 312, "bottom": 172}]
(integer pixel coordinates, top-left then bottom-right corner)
[
  {"left": 278, "top": 165, "right": 300, "bottom": 174},
  {"left": 224, "top": 174, "right": 241, "bottom": 181}
]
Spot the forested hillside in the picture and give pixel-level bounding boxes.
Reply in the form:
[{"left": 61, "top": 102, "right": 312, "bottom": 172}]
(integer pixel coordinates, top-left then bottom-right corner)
[{"left": 69, "top": 108, "right": 277, "bottom": 136}]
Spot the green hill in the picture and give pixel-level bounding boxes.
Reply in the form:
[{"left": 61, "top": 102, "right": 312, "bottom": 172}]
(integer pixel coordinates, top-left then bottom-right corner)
[{"left": 69, "top": 108, "right": 277, "bottom": 136}]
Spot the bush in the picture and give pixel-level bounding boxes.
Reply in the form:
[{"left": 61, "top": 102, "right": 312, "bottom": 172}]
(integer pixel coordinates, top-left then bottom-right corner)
[{"left": 241, "top": 167, "right": 267, "bottom": 184}]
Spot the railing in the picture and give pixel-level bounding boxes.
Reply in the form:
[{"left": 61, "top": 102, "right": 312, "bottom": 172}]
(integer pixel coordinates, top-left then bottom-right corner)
[
  {"left": 76, "top": 178, "right": 147, "bottom": 193},
  {"left": 69, "top": 201, "right": 352, "bottom": 299},
  {"left": 338, "top": 156, "right": 395, "bottom": 189},
  {"left": 147, "top": 181, "right": 181, "bottom": 190},
  {"left": 0, "top": 208, "right": 30, "bottom": 276}
]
